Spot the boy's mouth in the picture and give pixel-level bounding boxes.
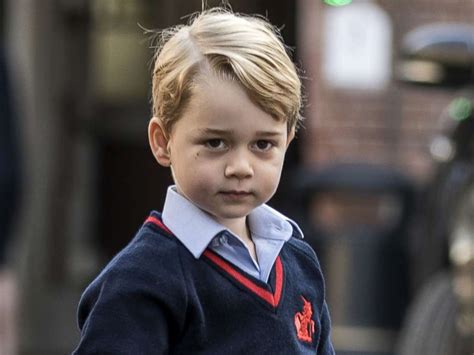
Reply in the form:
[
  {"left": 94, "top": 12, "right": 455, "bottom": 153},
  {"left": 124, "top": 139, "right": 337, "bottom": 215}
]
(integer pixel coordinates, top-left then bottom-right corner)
[
  {"left": 220, "top": 190, "right": 251, "bottom": 195},
  {"left": 219, "top": 190, "right": 253, "bottom": 198}
]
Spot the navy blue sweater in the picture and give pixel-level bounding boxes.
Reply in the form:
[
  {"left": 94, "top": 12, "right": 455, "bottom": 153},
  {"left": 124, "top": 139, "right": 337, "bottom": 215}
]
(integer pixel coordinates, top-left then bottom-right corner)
[{"left": 73, "top": 212, "right": 334, "bottom": 354}]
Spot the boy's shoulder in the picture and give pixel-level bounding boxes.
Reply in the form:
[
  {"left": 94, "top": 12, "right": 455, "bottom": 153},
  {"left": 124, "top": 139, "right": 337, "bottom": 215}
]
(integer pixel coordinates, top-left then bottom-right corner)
[
  {"left": 282, "top": 232, "right": 327, "bottom": 301},
  {"left": 88, "top": 213, "right": 186, "bottom": 291},
  {"left": 285, "top": 233, "right": 322, "bottom": 270},
  {"left": 76, "top": 212, "right": 190, "bottom": 340}
]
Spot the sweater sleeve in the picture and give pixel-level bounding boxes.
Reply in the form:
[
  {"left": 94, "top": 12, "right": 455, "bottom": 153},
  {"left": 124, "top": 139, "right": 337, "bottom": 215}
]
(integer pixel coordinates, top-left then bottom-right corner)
[
  {"left": 288, "top": 238, "right": 335, "bottom": 354},
  {"left": 317, "top": 300, "right": 335, "bottom": 354},
  {"left": 72, "top": 238, "right": 187, "bottom": 355}
]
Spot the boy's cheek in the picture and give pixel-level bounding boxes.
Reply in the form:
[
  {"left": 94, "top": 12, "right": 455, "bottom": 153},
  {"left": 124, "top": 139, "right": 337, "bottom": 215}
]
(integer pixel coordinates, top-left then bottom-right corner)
[{"left": 179, "top": 171, "right": 215, "bottom": 190}]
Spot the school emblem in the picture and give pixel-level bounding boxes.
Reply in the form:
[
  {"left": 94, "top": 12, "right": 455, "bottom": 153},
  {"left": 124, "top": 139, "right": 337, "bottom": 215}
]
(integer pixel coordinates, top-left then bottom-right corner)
[{"left": 294, "top": 296, "right": 315, "bottom": 343}]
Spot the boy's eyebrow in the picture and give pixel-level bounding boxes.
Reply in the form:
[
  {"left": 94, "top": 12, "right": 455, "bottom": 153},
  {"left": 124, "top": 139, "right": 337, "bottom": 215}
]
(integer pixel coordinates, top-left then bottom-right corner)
[
  {"left": 254, "top": 130, "right": 285, "bottom": 137},
  {"left": 196, "top": 128, "right": 233, "bottom": 136},
  {"left": 196, "top": 128, "right": 285, "bottom": 137}
]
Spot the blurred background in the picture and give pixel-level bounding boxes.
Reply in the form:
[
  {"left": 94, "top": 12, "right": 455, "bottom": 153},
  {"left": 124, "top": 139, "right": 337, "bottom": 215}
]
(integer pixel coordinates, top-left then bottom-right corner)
[{"left": 0, "top": 0, "right": 473, "bottom": 354}]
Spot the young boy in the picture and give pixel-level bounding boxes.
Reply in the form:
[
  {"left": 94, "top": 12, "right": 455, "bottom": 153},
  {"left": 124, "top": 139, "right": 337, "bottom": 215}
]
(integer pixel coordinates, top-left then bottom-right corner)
[{"left": 73, "top": 8, "right": 334, "bottom": 354}]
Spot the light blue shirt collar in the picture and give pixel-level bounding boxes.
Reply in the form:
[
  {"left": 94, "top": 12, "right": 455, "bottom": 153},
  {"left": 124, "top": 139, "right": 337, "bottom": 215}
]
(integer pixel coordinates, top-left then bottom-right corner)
[{"left": 162, "top": 185, "right": 303, "bottom": 259}]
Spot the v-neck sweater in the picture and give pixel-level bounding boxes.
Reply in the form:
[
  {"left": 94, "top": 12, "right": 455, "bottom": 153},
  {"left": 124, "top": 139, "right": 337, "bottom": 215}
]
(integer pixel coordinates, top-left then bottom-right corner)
[
  {"left": 162, "top": 185, "right": 299, "bottom": 283},
  {"left": 73, "top": 213, "right": 334, "bottom": 354}
]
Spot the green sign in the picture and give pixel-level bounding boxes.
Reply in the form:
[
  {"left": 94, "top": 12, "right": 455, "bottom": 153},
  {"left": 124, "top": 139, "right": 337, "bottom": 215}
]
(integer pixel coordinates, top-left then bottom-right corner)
[
  {"left": 324, "top": 0, "right": 353, "bottom": 6},
  {"left": 448, "top": 97, "right": 473, "bottom": 121}
]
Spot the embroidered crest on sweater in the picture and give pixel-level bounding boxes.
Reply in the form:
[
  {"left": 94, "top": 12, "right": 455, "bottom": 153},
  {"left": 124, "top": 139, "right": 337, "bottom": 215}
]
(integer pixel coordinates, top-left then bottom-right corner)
[{"left": 294, "top": 296, "right": 315, "bottom": 343}]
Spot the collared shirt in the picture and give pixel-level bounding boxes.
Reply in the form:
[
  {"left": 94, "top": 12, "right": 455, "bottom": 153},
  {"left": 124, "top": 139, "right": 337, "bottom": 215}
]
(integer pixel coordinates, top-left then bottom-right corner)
[{"left": 162, "top": 185, "right": 303, "bottom": 283}]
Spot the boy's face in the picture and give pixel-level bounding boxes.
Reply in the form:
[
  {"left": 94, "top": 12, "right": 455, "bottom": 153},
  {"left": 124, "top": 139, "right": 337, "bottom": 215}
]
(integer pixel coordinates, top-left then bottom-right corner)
[{"left": 149, "top": 75, "right": 294, "bottom": 229}]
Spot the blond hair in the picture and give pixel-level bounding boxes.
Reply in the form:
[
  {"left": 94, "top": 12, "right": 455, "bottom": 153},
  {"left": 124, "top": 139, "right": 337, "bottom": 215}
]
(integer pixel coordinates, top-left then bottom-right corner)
[{"left": 151, "top": 8, "right": 302, "bottom": 135}]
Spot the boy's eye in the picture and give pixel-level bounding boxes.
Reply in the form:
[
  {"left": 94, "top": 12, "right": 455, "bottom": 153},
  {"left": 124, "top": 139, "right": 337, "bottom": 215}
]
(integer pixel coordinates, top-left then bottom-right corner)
[
  {"left": 205, "top": 139, "right": 226, "bottom": 150},
  {"left": 254, "top": 140, "right": 274, "bottom": 151}
]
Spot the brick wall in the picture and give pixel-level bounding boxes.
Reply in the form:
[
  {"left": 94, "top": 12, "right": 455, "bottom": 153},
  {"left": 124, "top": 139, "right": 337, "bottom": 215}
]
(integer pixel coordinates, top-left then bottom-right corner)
[{"left": 297, "top": 0, "right": 473, "bottom": 181}]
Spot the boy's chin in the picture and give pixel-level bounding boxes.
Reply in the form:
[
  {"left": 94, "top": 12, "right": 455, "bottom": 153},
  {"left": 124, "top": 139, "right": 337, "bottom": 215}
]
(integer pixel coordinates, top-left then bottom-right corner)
[{"left": 209, "top": 208, "right": 253, "bottom": 222}]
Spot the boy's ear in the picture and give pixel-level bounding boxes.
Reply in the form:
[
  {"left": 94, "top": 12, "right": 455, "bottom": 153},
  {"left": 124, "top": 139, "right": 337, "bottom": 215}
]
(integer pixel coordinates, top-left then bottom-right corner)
[
  {"left": 286, "top": 128, "right": 295, "bottom": 149},
  {"left": 148, "top": 117, "right": 171, "bottom": 167}
]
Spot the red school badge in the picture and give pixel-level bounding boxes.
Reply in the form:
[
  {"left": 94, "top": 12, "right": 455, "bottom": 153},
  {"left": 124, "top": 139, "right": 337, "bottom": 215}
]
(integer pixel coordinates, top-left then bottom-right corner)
[{"left": 294, "top": 296, "right": 315, "bottom": 343}]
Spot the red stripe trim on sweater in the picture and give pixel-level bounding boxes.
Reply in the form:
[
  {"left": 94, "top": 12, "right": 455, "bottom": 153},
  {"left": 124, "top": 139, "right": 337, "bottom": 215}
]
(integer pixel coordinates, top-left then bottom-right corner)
[
  {"left": 274, "top": 256, "right": 283, "bottom": 305},
  {"left": 144, "top": 216, "right": 173, "bottom": 235},
  {"left": 204, "top": 250, "right": 283, "bottom": 308},
  {"left": 145, "top": 215, "right": 283, "bottom": 308}
]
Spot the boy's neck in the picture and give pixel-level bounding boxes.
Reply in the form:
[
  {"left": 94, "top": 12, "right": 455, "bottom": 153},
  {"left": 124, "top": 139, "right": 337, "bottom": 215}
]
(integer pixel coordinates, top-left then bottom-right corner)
[
  {"left": 218, "top": 217, "right": 252, "bottom": 244},
  {"left": 217, "top": 216, "right": 258, "bottom": 262}
]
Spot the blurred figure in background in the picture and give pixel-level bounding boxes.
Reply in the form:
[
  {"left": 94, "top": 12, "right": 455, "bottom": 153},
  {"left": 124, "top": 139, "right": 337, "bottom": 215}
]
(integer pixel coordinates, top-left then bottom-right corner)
[{"left": 0, "top": 26, "right": 20, "bottom": 355}]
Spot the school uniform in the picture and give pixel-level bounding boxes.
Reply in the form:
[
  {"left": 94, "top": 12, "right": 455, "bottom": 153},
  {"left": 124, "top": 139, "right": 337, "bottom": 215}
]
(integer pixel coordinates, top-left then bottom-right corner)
[{"left": 73, "top": 186, "right": 334, "bottom": 354}]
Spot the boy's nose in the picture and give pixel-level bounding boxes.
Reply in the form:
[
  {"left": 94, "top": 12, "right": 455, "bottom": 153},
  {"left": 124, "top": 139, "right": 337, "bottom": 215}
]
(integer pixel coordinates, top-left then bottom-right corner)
[{"left": 224, "top": 152, "right": 254, "bottom": 179}]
